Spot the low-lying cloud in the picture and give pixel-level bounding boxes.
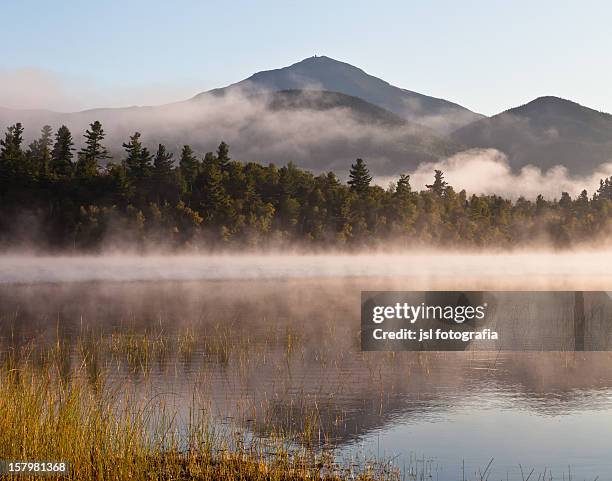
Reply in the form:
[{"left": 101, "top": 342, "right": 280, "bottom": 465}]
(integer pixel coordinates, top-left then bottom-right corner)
[
  {"left": 377, "top": 149, "right": 612, "bottom": 199},
  {"left": 2, "top": 78, "right": 612, "bottom": 200},
  {"left": 0, "top": 87, "right": 447, "bottom": 175}
]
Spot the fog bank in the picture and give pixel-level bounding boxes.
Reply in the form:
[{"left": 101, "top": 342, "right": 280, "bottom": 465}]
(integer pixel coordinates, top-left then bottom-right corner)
[
  {"left": 2, "top": 87, "right": 612, "bottom": 198},
  {"left": 2, "top": 252, "right": 612, "bottom": 285},
  {"left": 0, "top": 88, "right": 449, "bottom": 176},
  {"left": 376, "top": 148, "right": 612, "bottom": 199}
]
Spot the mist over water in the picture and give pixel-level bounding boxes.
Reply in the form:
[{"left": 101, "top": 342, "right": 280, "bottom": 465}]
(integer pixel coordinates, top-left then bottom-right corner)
[
  {"left": 2, "top": 251, "right": 612, "bottom": 286},
  {"left": 2, "top": 268, "right": 612, "bottom": 480},
  {"left": 0, "top": 251, "right": 612, "bottom": 481},
  {"left": 2, "top": 251, "right": 612, "bottom": 480}
]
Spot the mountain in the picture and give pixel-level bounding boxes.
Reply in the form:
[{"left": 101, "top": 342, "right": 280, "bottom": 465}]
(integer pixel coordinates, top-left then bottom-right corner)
[
  {"left": 0, "top": 56, "right": 477, "bottom": 176},
  {"left": 196, "top": 56, "right": 483, "bottom": 134},
  {"left": 0, "top": 89, "right": 461, "bottom": 176},
  {"left": 452, "top": 96, "right": 612, "bottom": 174},
  {"left": 264, "top": 89, "right": 406, "bottom": 126}
]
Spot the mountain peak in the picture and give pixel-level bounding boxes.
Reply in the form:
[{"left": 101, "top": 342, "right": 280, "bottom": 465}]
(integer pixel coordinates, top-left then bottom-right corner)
[
  {"left": 514, "top": 95, "right": 577, "bottom": 110},
  {"left": 203, "top": 56, "right": 482, "bottom": 134},
  {"left": 506, "top": 96, "right": 612, "bottom": 122},
  {"left": 452, "top": 95, "right": 612, "bottom": 175},
  {"left": 246, "top": 55, "right": 376, "bottom": 88},
  {"left": 530, "top": 95, "right": 568, "bottom": 104},
  {"left": 286, "top": 55, "right": 365, "bottom": 71},
  {"left": 293, "top": 55, "right": 341, "bottom": 64}
]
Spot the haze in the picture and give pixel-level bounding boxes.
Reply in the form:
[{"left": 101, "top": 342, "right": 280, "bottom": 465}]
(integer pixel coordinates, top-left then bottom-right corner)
[
  {"left": 2, "top": 252, "right": 612, "bottom": 289},
  {"left": 2, "top": 87, "right": 610, "bottom": 199}
]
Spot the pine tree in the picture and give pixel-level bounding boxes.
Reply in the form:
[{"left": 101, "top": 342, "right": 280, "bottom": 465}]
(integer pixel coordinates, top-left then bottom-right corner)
[
  {"left": 395, "top": 174, "right": 412, "bottom": 197},
  {"left": 597, "top": 177, "right": 612, "bottom": 200},
  {"left": 51, "top": 125, "right": 75, "bottom": 178},
  {"left": 77, "top": 121, "right": 109, "bottom": 177},
  {"left": 203, "top": 152, "right": 216, "bottom": 171},
  {"left": 153, "top": 143, "right": 174, "bottom": 177},
  {"left": 151, "top": 143, "right": 178, "bottom": 205},
  {"left": 347, "top": 158, "right": 372, "bottom": 194},
  {"left": 535, "top": 194, "right": 548, "bottom": 216},
  {"left": 216, "top": 141, "right": 230, "bottom": 171},
  {"left": 426, "top": 170, "right": 448, "bottom": 196},
  {"left": 326, "top": 171, "right": 340, "bottom": 187},
  {"left": 179, "top": 145, "right": 200, "bottom": 192},
  {"left": 28, "top": 125, "right": 53, "bottom": 178},
  {"left": 196, "top": 154, "right": 231, "bottom": 224},
  {"left": 123, "top": 132, "right": 152, "bottom": 180},
  {"left": 391, "top": 174, "right": 416, "bottom": 235},
  {"left": 0, "top": 123, "right": 24, "bottom": 168},
  {"left": 559, "top": 192, "right": 572, "bottom": 210},
  {"left": 0, "top": 122, "right": 25, "bottom": 183}
]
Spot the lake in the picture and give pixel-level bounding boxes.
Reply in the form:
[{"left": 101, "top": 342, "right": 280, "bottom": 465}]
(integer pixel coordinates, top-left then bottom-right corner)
[{"left": 1, "top": 253, "right": 611, "bottom": 480}]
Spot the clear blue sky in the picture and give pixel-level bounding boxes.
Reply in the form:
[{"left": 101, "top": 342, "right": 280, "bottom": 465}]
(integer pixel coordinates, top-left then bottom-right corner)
[{"left": 1, "top": 0, "right": 611, "bottom": 115}]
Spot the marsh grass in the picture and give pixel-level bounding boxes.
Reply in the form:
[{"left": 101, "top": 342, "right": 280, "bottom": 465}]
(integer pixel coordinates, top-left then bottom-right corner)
[
  {"left": 109, "top": 330, "right": 170, "bottom": 372},
  {"left": 177, "top": 328, "right": 197, "bottom": 362},
  {"left": 0, "top": 337, "right": 399, "bottom": 481},
  {"left": 0, "top": 323, "right": 602, "bottom": 481}
]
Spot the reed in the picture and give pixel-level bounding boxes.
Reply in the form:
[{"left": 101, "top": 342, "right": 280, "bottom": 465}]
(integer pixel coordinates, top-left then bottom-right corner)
[
  {"left": 0, "top": 341, "right": 398, "bottom": 481},
  {"left": 0, "top": 329, "right": 594, "bottom": 481}
]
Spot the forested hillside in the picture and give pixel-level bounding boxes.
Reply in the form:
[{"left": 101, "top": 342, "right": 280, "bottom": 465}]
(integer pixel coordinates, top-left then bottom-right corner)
[{"left": 1, "top": 121, "right": 611, "bottom": 251}]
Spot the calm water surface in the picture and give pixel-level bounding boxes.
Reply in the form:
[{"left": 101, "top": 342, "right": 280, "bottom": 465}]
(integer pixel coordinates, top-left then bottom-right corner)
[{"left": 1, "top": 254, "right": 612, "bottom": 480}]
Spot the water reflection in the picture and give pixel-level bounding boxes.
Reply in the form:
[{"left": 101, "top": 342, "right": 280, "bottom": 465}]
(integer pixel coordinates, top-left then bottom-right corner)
[{"left": 1, "top": 278, "right": 612, "bottom": 479}]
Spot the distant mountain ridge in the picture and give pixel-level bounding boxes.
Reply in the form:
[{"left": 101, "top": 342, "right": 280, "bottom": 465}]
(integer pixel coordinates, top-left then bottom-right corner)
[
  {"left": 2, "top": 57, "right": 612, "bottom": 176},
  {"left": 0, "top": 89, "right": 461, "bottom": 176},
  {"left": 197, "top": 56, "right": 483, "bottom": 134},
  {"left": 451, "top": 96, "right": 612, "bottom": 174}
]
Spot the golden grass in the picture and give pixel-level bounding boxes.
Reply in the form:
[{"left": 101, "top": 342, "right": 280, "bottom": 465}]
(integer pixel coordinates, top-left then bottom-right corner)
[
  {"left": 0, "top": 341, "right": 398, "bottom": 481},
  {"left": 0, "top": 327, "right": 592, "bottom": 481}
]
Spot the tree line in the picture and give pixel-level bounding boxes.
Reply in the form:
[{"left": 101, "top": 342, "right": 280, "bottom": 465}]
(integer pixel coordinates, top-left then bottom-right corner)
[{"left": 1, "top": 121, "right": 612, "bottom": 250}]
